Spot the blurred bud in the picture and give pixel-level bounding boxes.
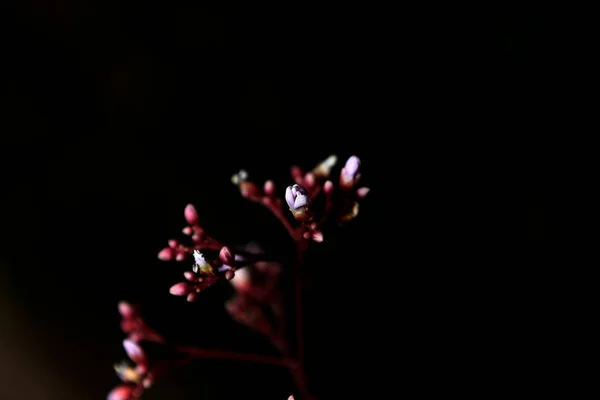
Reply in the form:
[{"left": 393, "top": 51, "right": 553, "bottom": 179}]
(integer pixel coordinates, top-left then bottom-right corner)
[
  {"left": 323, "top": 180, "right": 334, "bottom": 194},
  {"left": 184, "top": 204, "right": 199, "bottom": 225},
  {"left": 229, "top": 267, "right": 251, "bottom": 293},
  {"left": 340, "top": 155, "right": 361, "bottom": 188},
  {"left": 157, "top": 247, "right": 173, "bottom": 261},
  {"left": 311, "top": 231, "right": 324, "bottom": 242},
  {"left": 263, "top": 180, "right": 275, "bottom": 196},
  {"left": 169, "top": 282, "right": 191, "bottom": 296},
  {"left": 285, "top": 184, "right": 311, "bottom": 221},
  {"left": 219, "top": 246, "right": 234, "bottom": 265},
  {"left": 114, "top": 362, "right": 141, "bottom": 383},
  {"left": 183, "top": 271, "right": 196, "bottom": 281},
  {"left": 312, "top": 154, "right": 337, "bottom": 178},
  {"left": 187, "top": 292, "right": 197, "bottom": 302},
  {"left": 118, "top": 301, "right": 135, "bottom": 319},
  {"left": 231, "top": 169, "right": 248, "bottom": 185},
  {"left": 225, "top": 269, "right": 235, "bottom": 280},
  {"left": 123, "top": 339, "right": 146, "bottom": 365},
  {"left": 356, "top": 187, "right": 370, "bottom": 198},
  {"left": 107, "top": 384, "right": 135, "bottom": 400}
]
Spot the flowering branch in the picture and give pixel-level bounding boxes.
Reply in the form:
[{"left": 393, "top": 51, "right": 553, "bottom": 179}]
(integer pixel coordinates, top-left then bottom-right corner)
[{"left": 108, "top": 154, "right": 370, "bottom": 400}]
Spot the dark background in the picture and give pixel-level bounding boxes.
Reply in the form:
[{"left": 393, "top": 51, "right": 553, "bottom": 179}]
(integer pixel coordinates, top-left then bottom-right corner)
[{"left": 1, "top": 3, "right": 557, "bottom": 400}]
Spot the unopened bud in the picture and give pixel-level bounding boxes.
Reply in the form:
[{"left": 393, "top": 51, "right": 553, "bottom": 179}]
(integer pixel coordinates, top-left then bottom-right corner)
[
  {"left": 158, "top": 248, "right": 173, "bottom": 261},
  {"left": 184, "top": 204, "right": 199, "bottom": 225},
  {"left": 219, "top": 246, "right": 234, "bottom": 265},
  {"left": 169, "top": 282, "right": 191, "bottom": 296},
  {"left": 340, "top": 155, "right": 361, "bottom": 188},
  {"left": 285, "top": 184, "right": 312, "bottom": 221}
]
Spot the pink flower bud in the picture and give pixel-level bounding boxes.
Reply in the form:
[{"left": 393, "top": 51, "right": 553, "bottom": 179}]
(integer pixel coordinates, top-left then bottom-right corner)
[
  {"left": 175, "top": 252, "right": 186, "bottom": 261},
  {"left": 107, "top": 384, "right": 135, "bottom": 400},
  {"left": 118, "top": 301, "right": 135, "bottom": 319},
  {"left": 290, "top": 165, "right": 303, "bottom": 183},
  {"left": 263, "top": 180, "right": 275, "bottom": 196},
  {"left": 157, "top": 247, "right": 173, "bottom": 261},
  {"left": 123, "top": 339, "right": 146, "bottom": 365},
  {"left": 168, "top": 240, "right": 178, "bottom": 248},
  {"left": 311, "top": 231, "right": 324, "bottom": 242},
  {"left": 356, "top": 187, "right": 370, "bottom": 198},
  {"left": 304, "top": 172, "right": 315, "bottom": 188},
  {"left": 225, "top": 269, "right": 235, "bottom": 280},
  {"left": 323, "top": 180, "right": 334, "bottom": 194},
  {"left": 184, "top": 204, "right": 199, "bottom": 225},
  {"left": 183, "top": 271, "right": 196, "bottom": 281},
  {"left": 219, "top": 246, "right": 234, "bottom": 265},
  {"left": 182, "top": 226, "right": 193, "bottom": 235},
  {"left": 169, "top": 282, "right": 191, "bottom": 296},
  {"left": 187, "top": 292, "right": 197, "bottom": 302}
]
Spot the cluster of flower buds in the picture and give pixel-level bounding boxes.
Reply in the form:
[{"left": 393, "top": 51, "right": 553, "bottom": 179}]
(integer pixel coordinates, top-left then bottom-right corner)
[
  {"left": 283, "top": 154, "right": 370, "bottom": 237},
  {"left": 169, "top": 247, "right": 238, "bottom": 302},
  {"left": 157, "top": 204, "right": 224, "bottom": 262},
  {"left": 108, "top": 302, "right": 166, "bottom": 400}
]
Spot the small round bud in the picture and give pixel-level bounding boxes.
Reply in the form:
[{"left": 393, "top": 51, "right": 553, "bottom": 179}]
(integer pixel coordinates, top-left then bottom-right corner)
[
  {"left": 158, "top": 248, "right": 174, "bottom": 261},
  {"left": 219, "top": 246, "right": 234, "bottom": 265},
  {"left": 184, "top": 204, "right": 199, "bottom": 225}
]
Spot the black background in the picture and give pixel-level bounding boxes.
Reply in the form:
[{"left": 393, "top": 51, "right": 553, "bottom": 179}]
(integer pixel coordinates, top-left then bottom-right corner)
[{"left": 1, "top": 3, "right": 560, "bottom": 400}]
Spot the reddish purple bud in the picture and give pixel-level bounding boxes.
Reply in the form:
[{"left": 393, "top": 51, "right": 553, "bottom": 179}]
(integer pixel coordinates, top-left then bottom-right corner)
[
  {"left": 182, "top": 226, "right": 193, "bottom": 235},
  {"left": 291, "top": 165, "right": 303, "bottom": 183},
  {"left": 187, "top": 292, "right": 197, "bottom": 302},
  {"left": 168, "top": 240, "right": 178, "bottom": 249},
  {"left": 183, "top": 271, "right": 196, "bottom": 281},
  {"left": 184, "top": 204, "right": 199, "bottom": 225},
  {"left": 219, "top": 246, "right": 234, "bottom": 265},
  {"left": 118, "top": 301, "right": 135, "bottom": 319},
  {"left": 107, "top": 384, "right": 135, "bottom": 400},
  {"left": 356, "top": 187, "right": 370, "bottom": 198},
  {"left": 312, "top": 231, "right": 324, "bottom": 242},
  {"left": 158, "top": 247, "right": 173, "bottom": 261},
  {"left": 323, "top": 180, "right": 334, "bottom": 194},
  {"left": 169, "top": 282, "right": 191, "bottom": 296},
  {"left": 304, "top": 172, "right": 315, "bottom": 188},
  {"left": 175, "top": 252, "right": 186, "bottom": 261},
  {"left": 225, "top": 269, "right": 235, "bottom": 280},
  {"left": 123, "top": 339, "right": 146, "bottom": 365},
  {"left": 263, "top": 180, "right": 275, "bottom": 196}
]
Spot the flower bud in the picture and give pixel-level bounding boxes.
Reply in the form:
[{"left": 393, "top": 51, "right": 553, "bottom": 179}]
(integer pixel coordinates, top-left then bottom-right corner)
[
  {"left": 340, "top": 155, "right": 361, "bottom": 188},
  {"left": 169, "top": 282, "right": 191, "bottom": 296},
  {"left": 107, "top": 384, "right": 135, "bottom": 400},
  {"left": 219, "top": 246, "right": 234, "bottom": 265},
  {"left": 157, "top": 247, "right": 173, "bottom": 261},
  {"left": 285, "top": 184, "right": 311, "bottom": 221},
  {"left": 184, "top": 204, "right": 199, "bottom": 225},
  {"left": 118, "top": 301, "right": 135, "bottom": 319},
  {"left": 312, "top": 154, "right": 337, "bottom": 178},
  {"left": 123, "top": 339, "right": 146, "bottom": 365}
]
